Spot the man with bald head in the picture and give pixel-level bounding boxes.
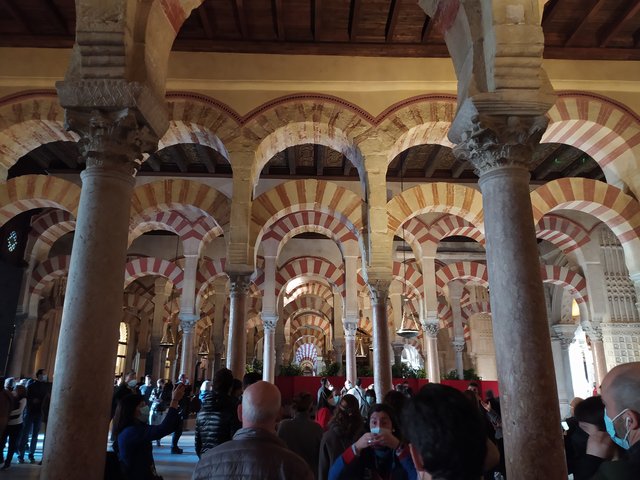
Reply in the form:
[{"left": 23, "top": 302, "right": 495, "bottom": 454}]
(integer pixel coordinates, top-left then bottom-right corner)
[
  {"left": 577, "top": 361, "right": 640, "bottom": 479},
  {"left": 192, "top": 381, "right": 313, "bottom": 479}
]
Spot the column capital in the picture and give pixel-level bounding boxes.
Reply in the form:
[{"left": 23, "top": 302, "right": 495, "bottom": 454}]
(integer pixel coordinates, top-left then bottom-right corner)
[
  {"left": 422, "top": 322, "right": 440, "bottom": 339},
  {"left": 452, "top": 114, "right": 549, "bottom": 176},
  {"left": 452, "top": 339, "right": 466, "bottom": 353},
  {"left": 229, "top": 273, "right": 251, "bottom": 295},
  {"left": 343, "top": 321, "right": 358, "bottom": 339},
  {"left": 367, "top": 279, "right": 391, "bottom": 305},
  {"left": 585, "top": 323, "right": 603, "bottom": 342},
  {"left": 391, "top": 341, "right": 405, "bottom": 355},
  {"left": 179, "top": 315, "right": 198, "bottom": 334},
  {"left": 261, "top": 314, "right": 278, "bottom": 331}
]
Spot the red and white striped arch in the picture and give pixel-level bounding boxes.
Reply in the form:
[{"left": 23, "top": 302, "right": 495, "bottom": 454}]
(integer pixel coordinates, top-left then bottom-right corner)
[
  {"left": 287, "top": 282, "right": 335, "bottom": 305},
  {"left": 262, "top": 210, "right": 362, "bottom": 257},
  {"left": 276, "top": 256, "right": 345, "bottom": 297},
  {"left": 289, "top": 314, "right": 332, "bottom": 339},
  {"left": 387, "top": 183, "right": 484, "bottom": 237},
  {"left": 29, "top": 255, "right": 70, "bottom": 295},
  {"left": 0, "top": 175, "right": 80, "bottom": 228},
  {"left": 536, "top": 214, "right": 591, "bottom": 254},
  {"left": 30, "top": 210, "right": 76, "bottom": 261},
  {"left": 541, "top": 265, "right": 589, "bottom": 304},
  {"left": 544, "top": 93, "right": 640, "bottom": 188},
  {"left": 531, "top": 178, "right": 640, "bottom": 246},
  {"left": 283, "top": 295, "right": 333, "bottom": 323},
  {"left": 251, "top": 180, "right": 365, "bottom": 254},
  {"left": 462, "top": 301, "right": 491, "bottom": 320},
  {"left": 123, "top": 293, "right": 154, "bottom": 317},
  {"left": 392, "top": 261, "right": 424, "bottom": 299},
  {"left": 435, "top": 262, "right": 489, "bottom": 291},
  {"left": 196, "top": 258, "right": 228, "bottom": 299},
  {"left": 399, "top": 217, "right": 436, "bottom": 258},
  {"left": 129, "top": 209, "right": 223, "bottom": 249},
  {"left": 430, "top": 215, "right": 485, "bottom": 245},
  {"left": 124, "top": 257, "right": 184, "bottom": 290},
  {"left": 130, "top": 179, "right": 231, "bottom": 227}
]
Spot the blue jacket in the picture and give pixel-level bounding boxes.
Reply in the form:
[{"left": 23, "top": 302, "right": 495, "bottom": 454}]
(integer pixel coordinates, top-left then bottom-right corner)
[
  {"left": 116, "top": 407, "right": 179, "bottom": 479},
  {"left": 328, "top": 444, "right": 417, "bottom": 480}
]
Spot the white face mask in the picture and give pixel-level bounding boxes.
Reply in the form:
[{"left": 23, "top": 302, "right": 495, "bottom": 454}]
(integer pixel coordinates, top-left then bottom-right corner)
[{"left": 127, "top": 380, "right": 137, "bottom": 388}]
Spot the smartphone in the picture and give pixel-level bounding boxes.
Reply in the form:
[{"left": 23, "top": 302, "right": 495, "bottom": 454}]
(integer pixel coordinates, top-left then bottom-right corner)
[{"left": 561, "top": 421, "right": 569, "bottom": 431}]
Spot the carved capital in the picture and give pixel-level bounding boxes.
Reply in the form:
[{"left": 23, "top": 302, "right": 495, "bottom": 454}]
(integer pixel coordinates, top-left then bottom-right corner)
[
  {"left": 343, "top": 322, "right": 358, "bottom": 339},
  {"left": 262, "top": 314, "right": 278, "bottom": 331},
  {"left": 180, "top": 320, "right": 196, "bottom": 335},
  {"left": 229, "top": 274, "right": 251, "bottom": 296},
  {"left": 453, "top": 114, "right": 548, "bottom": 176},
  {"left": 585, "top": 324, "right": 603, "bottom": 342},
  {"left": 65, "top": 108, "right": 159, "bottom": 176},
  {"left": 422, "top": 322, "right": 440, "bottom": 339},
  {"left": 367, "top": 279, "right": 391, "bottom": 306},
  {"left": 452, "top": 339, "right": 466, "bottom": 353}
]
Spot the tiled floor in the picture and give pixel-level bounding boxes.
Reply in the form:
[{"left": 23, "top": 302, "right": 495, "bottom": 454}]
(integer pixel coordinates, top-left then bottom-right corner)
[{"left": 1, "top": 431, "right": 199, "bottom": 479}]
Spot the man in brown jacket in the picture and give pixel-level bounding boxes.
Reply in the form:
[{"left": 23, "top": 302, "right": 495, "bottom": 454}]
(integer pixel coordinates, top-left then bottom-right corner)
[{"left": 192, "top": 381, "right": 313, "bottom": 480}]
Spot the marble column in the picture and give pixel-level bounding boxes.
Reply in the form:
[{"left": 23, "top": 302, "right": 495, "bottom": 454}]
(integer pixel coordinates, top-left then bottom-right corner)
[
  {"left": 369, "top": 280, "right": 392, "bottom": 400},
  {"left": 151, "top": 279, "right": 169, "bottom": 381},
  {"left": 226, "top": 274, "right": 250, "bottom": 379},
  {"left": 332, "top": 339, "right": 345, "bottom": 375},
  {"left": 453, "top": 114, "right": 566, "bottom": 478},
  {"left": 344, "top": 321, "right": 358, "bottom": 384},
  {"left": 262, "top": 314, "right": 277, "bottom": 383},
  {"left": 178, "top": 314, "right": 197, "bottom": 380},
  {"left": 392, "top": 341, "right": 404, "bottom": 367},
  {"left": 452, "top": 339, "right": 465, "bottom": 380},
  {"left": 588, "top": 326, "right": 608, "bottom": 388},
  {"left": 550, "top": 333, "right": 571, "bottom": 418},
  {"left": 422, "top": 322, "right": 440, "bottom": 382},
  {"left": 42, "top": 103, "right": 160, "bottom": 480}
]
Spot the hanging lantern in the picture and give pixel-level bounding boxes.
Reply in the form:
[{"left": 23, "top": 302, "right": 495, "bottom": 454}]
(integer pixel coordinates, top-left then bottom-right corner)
[
  {"left": 356, "top": 336, "right": 366, "bottom": 358},
  {"left": 159, "top": 323, "right": 175, "bottom": 348},
  {"left": 396, "top": 296, "right": 420, "bottom": 338},
  {"left": 198, "top": 338, "right": 210, "bottom": 357}
]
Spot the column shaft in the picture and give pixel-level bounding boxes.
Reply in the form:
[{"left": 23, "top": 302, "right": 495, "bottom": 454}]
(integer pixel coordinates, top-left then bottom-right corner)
[
  {"left": 178, "top": 316, "right": 197, "bottom": 380},
  {"left": 591, "top": 337, "right": 607, "bottom": 388},
  {"left": 369, "top": 282, "right": 392, "bottom": 400},
  {"left": 344, "top": 324, "right": 357, "bottom": 385},
  {"left": 262, "top": 321, "right": 276, "bottom": 383},
  {"left": 227, "top": 275, "right": 250, "bottom": 379},
  {"left": 43, "top": 167, "right": 135, "bottom": 480},
  {"left": 479, "top": 166, "right": 566, "bottom": 478},
  {"left": 7, "top": 314, "right": 29, "bottom": 377}
]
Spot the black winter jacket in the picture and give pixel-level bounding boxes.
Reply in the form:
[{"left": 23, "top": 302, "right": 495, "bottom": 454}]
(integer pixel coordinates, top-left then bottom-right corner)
[{"left": 194, "top": 391, "right": 241, "bottom": 457}]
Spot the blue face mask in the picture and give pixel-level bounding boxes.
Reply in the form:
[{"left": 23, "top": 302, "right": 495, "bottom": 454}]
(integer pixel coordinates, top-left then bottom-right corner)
[{"left": 604, "top": 408, "right": 631, "bottom": 450}]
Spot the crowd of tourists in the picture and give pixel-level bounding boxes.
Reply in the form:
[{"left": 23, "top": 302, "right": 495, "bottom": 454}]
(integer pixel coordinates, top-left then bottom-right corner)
[{"left": 1, "top": 361, "right": 639, "bottom": 479}]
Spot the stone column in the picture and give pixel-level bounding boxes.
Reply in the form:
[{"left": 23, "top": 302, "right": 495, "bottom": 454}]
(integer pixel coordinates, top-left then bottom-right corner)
[
  {"left": 550, "top": 332, "right": 570, "bottom": 418},
  {"left": 7, "top": 312, "right": 28, "bottom": 377},
  {"left": 368, "top": 280, "right": 392, "bottom": 400},
  {"left": 422, "top": 322, "right": 440, "bottom": 382},
  {"left": 332, "top": 339, "right": 345, "bottom": 375},
  {"left": 226, "top": 274, "right": 250, "bottom": 379},
  {"left": 262, "top": 314, "right": 277, "bottom": 383},
  {"left": 344, "top": 321, "right": 358, "bottom": 384},
  {"left": 452, "top": 339, "right": 465, "bottom": 380},
  {"left": 453, "top": 114, "right": 566, "bottom": 478},
  {"left": 391, "top": 341, "right": 404, "bottom": 367},
  {"left": 178, "top": 315, "right": 197, "bottom": 380},
  {"left": 588, "top": 326, "right": 608, "bottom": 387},
  {"left": 42, "top": 100, "right": 161, "bottom": 480},
  {"left": 151, "top": 279, "right": 169, "bottom": 381}
]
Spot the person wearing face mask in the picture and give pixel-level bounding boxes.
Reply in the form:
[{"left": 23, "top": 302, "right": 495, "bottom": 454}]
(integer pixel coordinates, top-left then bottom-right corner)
[
  {"left": 112, "top": 383, "right": 185, "bottom": 480},
  {"left": 0, "top": 384, "right": 27, "bottom": 470},
  {"left": 17, "top": 369, "right": 49, "bottom": 464},
  {"left": 578, "top": 361, "right": 640, "bottom": 479},
  {"left": 328, "top": 403, "right": 417, "bottom": 480}
]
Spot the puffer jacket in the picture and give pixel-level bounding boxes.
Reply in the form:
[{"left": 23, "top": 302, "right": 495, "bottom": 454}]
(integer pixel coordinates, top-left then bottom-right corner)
[
  {"left": 194, "top": 391, "right": 241, "bottom": 457},
  {"left": 192, "top": 427, "right": 314, "bottom": 480}
]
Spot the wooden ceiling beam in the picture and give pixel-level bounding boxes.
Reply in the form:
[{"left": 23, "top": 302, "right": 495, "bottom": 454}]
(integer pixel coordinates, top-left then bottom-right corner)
[
  {"left": 44, "top": 0, "right": 70, "bottom": 34},
  {"left": 349, "top": 0, "right": 362, "bottom": 42},
  {"left": 540, "top": 0, "right": 563, "bottom": 28},
  {"left": 423, "top": 145, "right": 442, "bottom": 177},
  {"left": 174, "top": 145, "right": 190, "bottom": 173},
  {"left": 451, "top": 159, "right": 467, "bottom": 179},
  {"left": 273, "top": 0, "right": 286, "bottom": 41},
  {"left": 533, "top": 144, "right": 568, "bottom": 180},
  {"left": 312, "top": 0, "right": 322, "bottom": 40},
  {"left": 315, "top": 144, "right": 324, "bottom": 176},
  {"left": 286, "top": 148, "right": 296, "bottom": 175},
  {"left": 198, "top": 6, "right": 214, "bottom": 40},
  {"left": 3, "top": 1, "right": 32, "bottom": 33},
  {"left": 234, "top": 0, "right": 249, "bottom": 39},
  {"left": 200, "top": 150, "right": 217, "bottom": 174},
  {"left": 561, "top": 155, "right": 594, "bottom": 178},
  {"left": 47, "top": 142, "right": 78, "bottom": 169},
  {"left": 386, "top": 0, "right": 400, "bottom": 43},
  {"left": 399, "top": 151, "right": 410, "bottom": 178},
  {"left": 565, "top": 0, "right": 607, "bottom": 47},
  {"left": 599, "top": 1, "right": 640, "bottom": 47},
  {"left": 421, "top": 16, "right": 433, "bottom": 43}
]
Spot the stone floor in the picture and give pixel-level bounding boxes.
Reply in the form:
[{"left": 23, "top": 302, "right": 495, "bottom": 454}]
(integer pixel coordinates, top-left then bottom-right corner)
[{"left": 1, "top": 431, "right": 199, "bottom": 479}]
